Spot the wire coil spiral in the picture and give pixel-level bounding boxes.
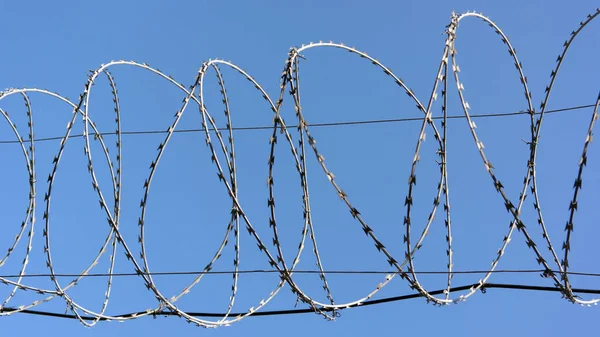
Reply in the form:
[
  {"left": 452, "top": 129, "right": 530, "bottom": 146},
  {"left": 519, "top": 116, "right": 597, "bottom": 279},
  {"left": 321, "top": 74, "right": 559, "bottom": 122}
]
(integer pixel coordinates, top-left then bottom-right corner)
[{"left": 0, "top": 9, "right": 598, "bottom": 328}]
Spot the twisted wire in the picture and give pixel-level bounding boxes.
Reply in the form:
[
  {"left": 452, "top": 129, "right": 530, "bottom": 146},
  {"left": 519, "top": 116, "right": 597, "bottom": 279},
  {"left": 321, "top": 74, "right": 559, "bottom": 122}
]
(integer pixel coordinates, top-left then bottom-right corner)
[{"left": 0, "top": 9, "right": 598, "bottom": 328}]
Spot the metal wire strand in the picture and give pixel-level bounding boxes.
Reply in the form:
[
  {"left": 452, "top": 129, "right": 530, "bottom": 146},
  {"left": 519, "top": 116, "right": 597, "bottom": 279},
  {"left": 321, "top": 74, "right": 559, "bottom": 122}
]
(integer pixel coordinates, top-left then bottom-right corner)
[{"left": 0, "top": 8, "right": 598, "bottom": 328}]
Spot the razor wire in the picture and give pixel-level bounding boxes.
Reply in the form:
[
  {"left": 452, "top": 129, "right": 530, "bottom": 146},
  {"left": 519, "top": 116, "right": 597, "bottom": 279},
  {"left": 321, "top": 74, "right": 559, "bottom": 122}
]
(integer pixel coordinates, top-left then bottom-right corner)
[{"left": 0, "top": 9, "right": 598, "bottom": 328}]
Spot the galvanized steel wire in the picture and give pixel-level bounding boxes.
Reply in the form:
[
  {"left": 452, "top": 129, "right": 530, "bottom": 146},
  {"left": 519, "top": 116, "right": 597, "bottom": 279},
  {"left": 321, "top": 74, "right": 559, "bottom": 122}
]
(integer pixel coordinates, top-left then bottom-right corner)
[{"left": 0, "top": 9, "right": 599, "bottom": 328}]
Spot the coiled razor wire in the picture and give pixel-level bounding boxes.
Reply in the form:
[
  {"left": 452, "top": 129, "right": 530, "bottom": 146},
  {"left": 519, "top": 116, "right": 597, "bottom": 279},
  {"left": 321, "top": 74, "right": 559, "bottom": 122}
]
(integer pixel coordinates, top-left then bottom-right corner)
[{"left": 0, "top": 9, "right": 599, "bottom": 328}]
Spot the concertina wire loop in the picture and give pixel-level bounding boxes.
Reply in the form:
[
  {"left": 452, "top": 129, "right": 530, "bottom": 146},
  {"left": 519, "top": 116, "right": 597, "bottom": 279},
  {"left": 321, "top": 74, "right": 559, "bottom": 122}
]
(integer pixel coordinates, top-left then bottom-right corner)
[{"left": 0, "top": 9, "right": 598, "bottom": 328}]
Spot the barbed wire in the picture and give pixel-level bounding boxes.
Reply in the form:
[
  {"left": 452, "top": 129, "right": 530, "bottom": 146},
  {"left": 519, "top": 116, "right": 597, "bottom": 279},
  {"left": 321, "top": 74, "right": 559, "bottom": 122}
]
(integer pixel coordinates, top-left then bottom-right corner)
[{"left": 0, "top": 8, "right": 598, "bottom": 328}]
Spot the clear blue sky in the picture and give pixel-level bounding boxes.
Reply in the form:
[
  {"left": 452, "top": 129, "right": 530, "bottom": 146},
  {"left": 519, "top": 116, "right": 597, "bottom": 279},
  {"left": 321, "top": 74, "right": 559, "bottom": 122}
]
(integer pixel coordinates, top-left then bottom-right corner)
[{"left": 1, "top": 0, "right": 598, "bottom": 335}]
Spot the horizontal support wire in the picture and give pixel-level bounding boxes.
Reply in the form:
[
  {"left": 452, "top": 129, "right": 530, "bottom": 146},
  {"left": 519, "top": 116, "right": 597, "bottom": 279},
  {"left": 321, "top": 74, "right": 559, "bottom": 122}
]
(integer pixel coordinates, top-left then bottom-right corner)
[
  {"left": 1, "top": 269, "right": 600, "bottom": 279},
  {"left": 0, "top": 103, "right": 593, "bottom": 145},
  {"left": 2, "top": 283, "right": 600, "bottom": 321}
]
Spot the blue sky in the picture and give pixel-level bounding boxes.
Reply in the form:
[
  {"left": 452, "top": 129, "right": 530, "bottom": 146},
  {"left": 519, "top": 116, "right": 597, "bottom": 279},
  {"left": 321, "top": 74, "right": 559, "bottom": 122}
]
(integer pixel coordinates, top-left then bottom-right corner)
[{"left": 0, "top": 0, "right": 598, "bottom": 335}]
